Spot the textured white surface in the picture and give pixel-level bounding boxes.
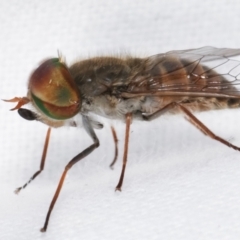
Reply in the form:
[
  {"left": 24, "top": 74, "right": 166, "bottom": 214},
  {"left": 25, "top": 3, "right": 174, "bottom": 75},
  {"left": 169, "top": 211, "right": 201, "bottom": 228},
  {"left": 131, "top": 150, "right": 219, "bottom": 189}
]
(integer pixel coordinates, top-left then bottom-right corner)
[{"left": 1, "top": 0, "right": 240, "bottom": 239}]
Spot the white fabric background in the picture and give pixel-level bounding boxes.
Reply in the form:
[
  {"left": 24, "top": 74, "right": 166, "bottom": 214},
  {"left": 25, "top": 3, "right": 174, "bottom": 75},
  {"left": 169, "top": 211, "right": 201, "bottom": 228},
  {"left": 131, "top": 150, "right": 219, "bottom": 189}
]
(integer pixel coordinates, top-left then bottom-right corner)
[{"left": 1, "top": 0, "right": 240, "bottom": 239}]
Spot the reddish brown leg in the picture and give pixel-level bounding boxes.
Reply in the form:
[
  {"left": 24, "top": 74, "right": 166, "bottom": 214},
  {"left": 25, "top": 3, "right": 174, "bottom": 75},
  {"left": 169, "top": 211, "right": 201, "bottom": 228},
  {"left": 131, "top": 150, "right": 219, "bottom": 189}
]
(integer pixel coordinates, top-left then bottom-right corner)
[
  {"left": 115, "top": 113, "right": 132, "bottom": 191},
  {"left": 40, "top": 115, "right": 99, "bottom": 232},
  {"left": 142, "top": 102, "right": 177, "bottom": 121},
  {"left": 144, "top": 101, "right": 240, "bottom": 152},
  {"left": 15, "top": 127, "right": 51, "bottom": 194},
  {"left": 178, "top": 104, "right": 240, "bottom": 151},
  {"left": 109, "top": 126, "right": 119, "bottom": 169}
]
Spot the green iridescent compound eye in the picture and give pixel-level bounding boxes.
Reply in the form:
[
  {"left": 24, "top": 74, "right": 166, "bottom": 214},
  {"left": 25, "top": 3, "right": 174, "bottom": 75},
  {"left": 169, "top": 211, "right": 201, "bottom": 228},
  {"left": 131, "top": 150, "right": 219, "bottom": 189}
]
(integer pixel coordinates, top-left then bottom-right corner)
[{"left": 29, "top": 58, "right": 81, "bottom": 120}]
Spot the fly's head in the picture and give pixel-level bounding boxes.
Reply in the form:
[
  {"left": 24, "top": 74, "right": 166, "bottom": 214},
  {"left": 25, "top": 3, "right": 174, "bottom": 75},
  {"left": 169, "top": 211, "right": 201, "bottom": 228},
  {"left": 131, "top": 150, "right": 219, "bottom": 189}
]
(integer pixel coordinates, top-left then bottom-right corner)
[{"left": 4, "top": 57, "right": 81, "bottom": 127}]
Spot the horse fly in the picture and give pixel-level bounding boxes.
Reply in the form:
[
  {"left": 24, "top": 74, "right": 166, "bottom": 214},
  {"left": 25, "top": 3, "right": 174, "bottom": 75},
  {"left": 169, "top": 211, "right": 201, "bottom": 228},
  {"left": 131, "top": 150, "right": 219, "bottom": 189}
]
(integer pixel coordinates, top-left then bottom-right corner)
[{"left": 5, "top": 47, "right": 240, "bottom": 232}]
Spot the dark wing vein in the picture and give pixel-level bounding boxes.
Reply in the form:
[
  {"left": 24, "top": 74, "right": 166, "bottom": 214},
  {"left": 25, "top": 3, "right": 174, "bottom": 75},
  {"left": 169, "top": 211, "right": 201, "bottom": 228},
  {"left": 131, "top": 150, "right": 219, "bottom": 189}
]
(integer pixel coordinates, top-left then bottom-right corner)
[{"left": 126, "top": 46, "right": 240, "bottom": 98}]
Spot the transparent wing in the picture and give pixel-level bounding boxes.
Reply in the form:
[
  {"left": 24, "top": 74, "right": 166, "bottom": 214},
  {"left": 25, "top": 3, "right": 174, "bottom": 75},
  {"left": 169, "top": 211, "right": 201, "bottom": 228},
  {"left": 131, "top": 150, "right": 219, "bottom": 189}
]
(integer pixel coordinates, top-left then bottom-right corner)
[{"left": 124, "top": 47, "right": 240, "bottom": 99}]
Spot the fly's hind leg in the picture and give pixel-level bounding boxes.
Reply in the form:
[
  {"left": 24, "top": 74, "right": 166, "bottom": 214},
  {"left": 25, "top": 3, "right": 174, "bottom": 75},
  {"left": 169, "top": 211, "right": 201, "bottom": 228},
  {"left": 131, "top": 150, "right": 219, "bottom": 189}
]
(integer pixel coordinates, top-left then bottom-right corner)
[
  {"left": 144, "top": 101, "right": 240, "bottom": 152},
  {"left": 115, "top": 101, "right": 240, "bottom": 193},
  {"left": 178, "top": 104, "right": 240, "bottom": 152},
  {"left": 142, "top": 102, "right": 178, "bottom": 121}
]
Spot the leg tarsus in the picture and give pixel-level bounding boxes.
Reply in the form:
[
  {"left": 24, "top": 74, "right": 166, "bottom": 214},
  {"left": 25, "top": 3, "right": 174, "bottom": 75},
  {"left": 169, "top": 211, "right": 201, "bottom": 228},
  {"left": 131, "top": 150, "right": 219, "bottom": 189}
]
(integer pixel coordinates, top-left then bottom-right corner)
[{"left": 15, "top": 127, "right": 51, "bottom": 194}]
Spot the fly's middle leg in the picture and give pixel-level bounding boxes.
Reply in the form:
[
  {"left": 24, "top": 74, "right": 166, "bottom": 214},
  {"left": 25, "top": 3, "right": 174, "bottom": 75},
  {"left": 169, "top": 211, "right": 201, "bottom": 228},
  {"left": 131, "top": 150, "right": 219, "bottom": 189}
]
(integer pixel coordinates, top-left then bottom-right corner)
[{"left": 115, "top": 113, "right": 132, "bottom": 191}]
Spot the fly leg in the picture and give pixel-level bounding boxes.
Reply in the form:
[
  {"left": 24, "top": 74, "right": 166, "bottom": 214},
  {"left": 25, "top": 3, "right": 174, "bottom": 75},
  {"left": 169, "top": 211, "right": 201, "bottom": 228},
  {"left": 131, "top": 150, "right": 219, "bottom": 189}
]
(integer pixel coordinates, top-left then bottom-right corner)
[
  {"left": 178, "top": 104, "right": 240, "bottom": 152},
  {"left": 142, "top": 102, "right": 178, "bottom": 121},
  {"left": 143, "top": 100, "right": 240, "bottom": 154},
  {"left": 15, "top": 127, "right": 51, "bottom": 194},
  {"left": 40, "top": 115, "right": 100, "bottom": 232},
  {"left": 145, "top": 101, "right": 240, "bottom": 151},
  {"left": 115, "top": 113, "right": 132, "bottom": 191},
  {"left": 109, "top": 126, "right": 119, "bottom": 169}
]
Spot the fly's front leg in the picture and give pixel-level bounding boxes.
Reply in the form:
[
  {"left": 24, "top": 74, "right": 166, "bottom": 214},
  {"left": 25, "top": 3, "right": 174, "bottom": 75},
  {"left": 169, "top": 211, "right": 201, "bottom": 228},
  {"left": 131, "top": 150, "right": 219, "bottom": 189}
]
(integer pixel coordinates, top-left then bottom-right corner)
[
  {"left": 15, "top": 127, "right": 51, "bottom": 194},
  {"left": 115, "top": 113, "right": 132, "bottom": 191},
  {"left": 40, "top": 115, "right": 99, "bottom": 232}
]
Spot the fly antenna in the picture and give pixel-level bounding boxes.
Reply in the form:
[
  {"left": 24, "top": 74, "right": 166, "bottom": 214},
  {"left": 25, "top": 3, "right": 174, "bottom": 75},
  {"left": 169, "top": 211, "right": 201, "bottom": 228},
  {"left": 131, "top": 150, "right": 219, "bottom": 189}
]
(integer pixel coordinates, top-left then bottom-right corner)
[{"left": 3, "top": 97, "right": 30, "bottom": 111}]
